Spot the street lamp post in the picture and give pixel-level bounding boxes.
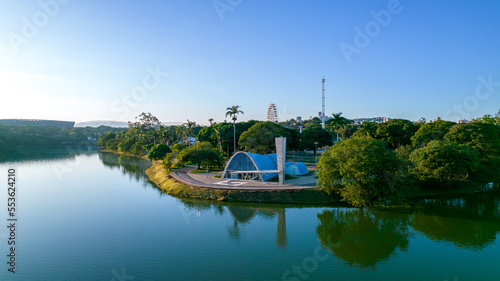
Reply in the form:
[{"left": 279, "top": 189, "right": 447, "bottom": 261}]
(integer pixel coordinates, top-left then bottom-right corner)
[
  {"left": 314, "top": 141, "right": 318, "bottom": 167},
  {"left": 232, "top": 116, "right": 237, "bottom": 154}
]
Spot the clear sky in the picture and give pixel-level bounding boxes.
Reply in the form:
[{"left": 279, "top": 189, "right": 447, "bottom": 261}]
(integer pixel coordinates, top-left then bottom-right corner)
[{"left": 1, "top": 0, "right": 499, "bottom": 125}]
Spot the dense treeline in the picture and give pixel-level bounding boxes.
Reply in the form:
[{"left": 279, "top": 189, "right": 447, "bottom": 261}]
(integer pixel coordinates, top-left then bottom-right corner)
[
  {"left": 198, "top": 121, "right": 332, "bottom": 155},
  {"left": 317, "top": 111, "right": 500, "bottom": 207},
  {"left": 100, "top": 112, "right": 338, "bottom": 169},
  {"left": 100, "top": 110, "right": 500, "bottom": 208},
  {"left": 0, "top": 123, "right": 125, "bottom": 156},
  {"left": 99, "top": 113, "right": 204, "bottom": 158}
]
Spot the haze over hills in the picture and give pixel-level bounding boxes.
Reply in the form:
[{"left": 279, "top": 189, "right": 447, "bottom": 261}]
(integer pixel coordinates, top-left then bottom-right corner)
[
  {"left": 75, "top": 120, "right": 185, "bottom": 128},
  {"left": 75, "top": 120, "right": 128, "bottom": 128}
]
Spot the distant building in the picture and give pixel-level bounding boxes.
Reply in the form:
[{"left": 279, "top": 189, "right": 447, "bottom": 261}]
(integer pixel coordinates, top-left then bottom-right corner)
[
  {"left": 352, "top": 117, "right": 390, "bottom": 125},
  {"left": 296, "top": 116, "right": 302, "bottom": 122},
  {"left": 0, "top": 119, "right": 75, "bottom": 128},
  {"left": 267, "top": 104, "right": 278, "bottom": 123},
  {"left": 458, "top": 119, "right": 470, "bottom": 124},
  {"left": 318, "top": 112, "right": 332, "bottom": 122},
  {"left": 433, "top": 117, "right": 442, "bottom": 122}
]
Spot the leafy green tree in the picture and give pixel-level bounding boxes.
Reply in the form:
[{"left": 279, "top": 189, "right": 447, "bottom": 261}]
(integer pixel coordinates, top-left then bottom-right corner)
[
  {"left": 130, "top": 141, "right": 147, "bottom": 155},
  {"left": 98, "top": 132, "right": 116, "bottom": 146},
  {"left": 415, "top": 117, "right": 427, "bottom": 126},
  {"left": 395, "top": 144, "right": 414, "bottom": 161},
  {"left": 147, "top": 143, "right": 172, "bottom": 161},
  {"left": 106, "top": 138, "right": 120, "bottom": 151},
  {"left": 317, "top": 136, "right": 408, "bottom": 207},
  {"left": 225, "top": 105, "right": 244, "bottom": 153},
  {"left": 444, "top": 123, "right": 500, "bottom": 182},
  {"left": 472, "top": 112, "right": 500, "bottom": 126},
  {"left": 356, "top": 121, "right": 378, "bottom": 138},
  {"left": 376, "top": 119, "right": 419, "bottom": 149},
  {"left": 304, "top": 117, "right": 321, "bottom": 127},
  {"left": 222, "top": 120, "right": 258, "bottom": 155},
  {"left": 238, "top": 122, "right": 291, "bottom": 154},
  {"left": 283, "top": 127, "right": 300, "bottom": 151},
  {"left": 299, "top": 125, "right": 333, "bottom": 155},
  {"left": 129, "top": 112, "right": 160, "bottom": 131},
  {"left": 162, "top": 152, "right": 176, "bottom": 170},
  {"left": 409, "top": 140, "right": 479, "bottom": 186},
  {"left": 410, "top": 120, "right": 456, "bottom": 147},
  {"left": 177, "top": 142, "right": 224, "bottom": 169},
  {"left": 338, "top": 124, "right": 359, "bottom": 140},
  {"left": 118, "top": 137, "right": 136, "bottom": 153},
  {"left": 197, "top": 126, "right": 216, "bottom": 145}
]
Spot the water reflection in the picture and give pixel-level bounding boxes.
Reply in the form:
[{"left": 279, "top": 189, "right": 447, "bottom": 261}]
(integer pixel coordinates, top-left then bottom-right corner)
[
  {"left": 227, "top": 206, "right": 287, "bottom": 247},
  {"left": 412, "top": 190, "right": 500, "bottom": 250},
  {"left": 0, "top": 144, "right": 97, "bottom": 163},
  {"left": 99, "top": 152, "right": 152, "bottom": 183},
  {"left": 178, "top": 199, "right": 288, "bottom": 247},
  {"left": 316, "top": 209, "right": 411, "bottom": 268},
  {"left": 94, "top": 151, "right": 500, "bottom": 262}
]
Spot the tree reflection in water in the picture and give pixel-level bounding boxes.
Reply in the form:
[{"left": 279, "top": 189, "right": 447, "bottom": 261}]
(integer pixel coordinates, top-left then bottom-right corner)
[
  {"left": 99, "top": 152, "right": 152, "bottom": 183},
  {"left": 1, "top": 145, "right": 97, "bottom": 163},
  {"left": 316, "top": 208, "right": 411, "bottom": 268},
  {"left": 177, "top": 199, "right": 288, "bottom": 248},
  {"left": 226, "top": 206, "right": 287, "bottom": 248},
  {"left": 412, "top": 189, "right": 500, "bottom": 250}
]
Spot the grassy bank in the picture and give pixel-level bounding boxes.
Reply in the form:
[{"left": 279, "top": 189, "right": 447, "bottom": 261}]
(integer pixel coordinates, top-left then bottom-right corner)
[{"left": 145, "top": 161, "right": 339, "bottom": 204}]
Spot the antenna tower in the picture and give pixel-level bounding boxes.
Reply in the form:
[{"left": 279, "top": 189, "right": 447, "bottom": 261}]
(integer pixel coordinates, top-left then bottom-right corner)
[{"left": 322, "top": 76, "right": 325, "bottom": 129}]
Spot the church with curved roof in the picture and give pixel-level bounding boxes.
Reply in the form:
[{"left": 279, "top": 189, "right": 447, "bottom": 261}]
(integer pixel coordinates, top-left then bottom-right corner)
[{"left": 221, "top": 151, "right": 308, "bottom": 181}]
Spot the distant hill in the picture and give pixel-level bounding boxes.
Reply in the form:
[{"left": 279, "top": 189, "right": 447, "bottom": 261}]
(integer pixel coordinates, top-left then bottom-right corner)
[
  {"left": 75, "top": 120, "right": 128, "bottom": 128},
  {"left": 75, "top": 120, "right": 185, "bottom": 128}
]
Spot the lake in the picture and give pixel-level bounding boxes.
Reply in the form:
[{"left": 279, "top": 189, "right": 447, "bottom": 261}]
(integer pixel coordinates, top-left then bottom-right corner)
[{"left": 0, "top": 147, "right": 499, "bottom": 280}]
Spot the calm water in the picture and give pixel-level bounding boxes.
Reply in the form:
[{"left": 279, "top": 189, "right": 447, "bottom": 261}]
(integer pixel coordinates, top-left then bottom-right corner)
[{"left": 0, "top": 147, "right": 499, "bottom": 281}]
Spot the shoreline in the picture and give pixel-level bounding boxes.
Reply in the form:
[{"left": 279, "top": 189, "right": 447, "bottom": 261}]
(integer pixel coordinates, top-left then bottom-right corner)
[
  {"left": 100, "top": 148, "right": 493, "bottom": 204},
  {"left": 145, "top": 161, "right": 339, "bottom": 203}
]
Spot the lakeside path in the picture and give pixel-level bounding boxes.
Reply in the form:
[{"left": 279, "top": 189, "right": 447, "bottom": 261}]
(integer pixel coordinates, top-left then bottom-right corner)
[{"left": 170, "top": 167, "right": 318, "bottom": 190}]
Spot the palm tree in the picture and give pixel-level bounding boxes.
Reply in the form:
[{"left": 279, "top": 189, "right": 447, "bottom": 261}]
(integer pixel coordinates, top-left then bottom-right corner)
[
  {"left": 329, "top": 112, "right": 349, "bottom": 142},
  {"left": 184, "top": 120, "right": 196, "bottom": 147},
  {"left": 175, "top": 125, "right": 186, "bottom": 145},
  {"left": 213, "top": 125, "right": 222, "bottom": 151},
  {"left": 225, "top": 105, "right": 244, "bottom": 153},
  {"left": 208, "top": 118, "right": 214, "bottom": 126}
]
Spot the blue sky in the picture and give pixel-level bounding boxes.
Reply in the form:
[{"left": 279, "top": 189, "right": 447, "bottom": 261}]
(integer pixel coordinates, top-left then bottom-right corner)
[{"left": 1, "top": 0, "right": 499, "bottom": 125}]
